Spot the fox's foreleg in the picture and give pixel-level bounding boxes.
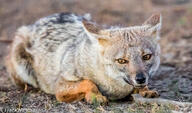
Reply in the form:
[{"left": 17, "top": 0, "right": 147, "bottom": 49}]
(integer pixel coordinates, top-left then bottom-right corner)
[
  {"left": 133, "top": 86, "right": 159, "bottom": 98},
  {"left": 55, "top": 78, "right": 108, "bottom": 104}
]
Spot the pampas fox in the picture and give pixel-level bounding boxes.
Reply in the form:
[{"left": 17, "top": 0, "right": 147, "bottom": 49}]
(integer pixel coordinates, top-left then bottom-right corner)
[{"left": 6, "top": 13, "right": 162, "bottom": 104}]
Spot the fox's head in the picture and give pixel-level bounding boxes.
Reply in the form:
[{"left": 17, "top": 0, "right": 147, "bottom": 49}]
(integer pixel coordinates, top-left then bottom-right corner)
[{"left": 83, "top": 14, "right": 162, "bottom": 88}]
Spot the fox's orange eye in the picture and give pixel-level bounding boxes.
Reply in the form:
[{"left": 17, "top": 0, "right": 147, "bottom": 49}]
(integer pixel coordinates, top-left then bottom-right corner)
[
  {"left": 116, "top": 58, "right": 128, "bottom": 64},
  {"left": 142, "top": 54, "right": 152, "bottom": 61}
]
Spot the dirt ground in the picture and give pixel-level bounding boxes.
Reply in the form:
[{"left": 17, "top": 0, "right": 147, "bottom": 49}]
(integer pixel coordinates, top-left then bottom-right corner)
[{"left": 0, "top": 0, "right": 192, "bottom": 112}]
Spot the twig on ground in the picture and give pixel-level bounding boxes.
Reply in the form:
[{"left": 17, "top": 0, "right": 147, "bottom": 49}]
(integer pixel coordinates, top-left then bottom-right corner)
[{"left": 132, "top": 94, "right": 192, "bottom": 111}]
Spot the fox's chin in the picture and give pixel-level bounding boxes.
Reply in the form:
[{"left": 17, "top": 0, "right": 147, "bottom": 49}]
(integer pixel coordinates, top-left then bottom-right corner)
[{"left": 133, "top": 84, "right": 147, "bottom": 88}]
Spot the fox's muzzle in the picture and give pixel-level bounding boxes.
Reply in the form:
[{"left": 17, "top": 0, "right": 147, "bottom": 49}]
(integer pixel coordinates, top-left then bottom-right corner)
[{"left": 135, "top": 72, "right": 146, "bottom": 84}]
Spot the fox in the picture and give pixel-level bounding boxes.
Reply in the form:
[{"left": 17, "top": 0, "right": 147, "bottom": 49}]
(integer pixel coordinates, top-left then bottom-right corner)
[{"left": 6, "top": 12, "right": 162, "bottom": 104}]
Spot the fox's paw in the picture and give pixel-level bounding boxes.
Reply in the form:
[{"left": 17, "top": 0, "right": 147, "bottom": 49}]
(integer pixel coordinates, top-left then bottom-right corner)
[
  {"left": 85, "top": 92, "right": 108, "bottom": 105},
  {"left": 140, "top": 90, "right": 159, "bottom": 98}
]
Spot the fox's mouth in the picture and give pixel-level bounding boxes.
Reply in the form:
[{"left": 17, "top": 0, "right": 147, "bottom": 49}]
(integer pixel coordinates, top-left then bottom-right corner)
[
  {"left": 134, "top": 84, "right": 147, "bottom": 88},
  {"left": 123, "top": 77, "right": 147, "bottom": 88},
  {"left": 123, "top": 77, "right": 133, "bottom": 86}
]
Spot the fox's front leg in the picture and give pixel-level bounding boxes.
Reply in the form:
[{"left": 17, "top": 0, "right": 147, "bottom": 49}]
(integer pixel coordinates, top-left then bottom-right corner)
[
  {"left": 133, "top": 86, "right": 159, "bottom": 98},
  {"left": 55, "top": 77, "right": 107, "bottom": 104}
]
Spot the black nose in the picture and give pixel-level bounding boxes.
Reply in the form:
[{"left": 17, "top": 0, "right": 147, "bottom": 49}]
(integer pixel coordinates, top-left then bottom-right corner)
[{"left": 135, "top": 73, "right": 146, "bottom": 84}]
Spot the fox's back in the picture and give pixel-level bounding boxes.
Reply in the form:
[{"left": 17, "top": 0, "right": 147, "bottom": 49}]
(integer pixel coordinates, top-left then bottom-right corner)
[{"left": 26, "top": 13, "right": 88, "bottom": 54}]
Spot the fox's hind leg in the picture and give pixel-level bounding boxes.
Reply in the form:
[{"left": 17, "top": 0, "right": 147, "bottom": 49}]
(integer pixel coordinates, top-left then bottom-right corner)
[
  {"left": 5, "top": 35, "right": 38, "bottom": 88},
  {"left": 6, "top": 54, "right": 25, "bottom": 88},
  {"left": 55, "top": 77, "right": 108, "bottom": 104}
]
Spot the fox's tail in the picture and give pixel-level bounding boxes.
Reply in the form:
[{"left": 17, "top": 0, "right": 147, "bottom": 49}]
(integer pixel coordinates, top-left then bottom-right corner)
[{"left": 5, "top": 26, "right": 38, "bottom": 88}]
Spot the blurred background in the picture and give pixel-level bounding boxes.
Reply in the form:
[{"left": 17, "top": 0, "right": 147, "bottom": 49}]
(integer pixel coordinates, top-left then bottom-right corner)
[
  {"left": 0, "top": 0, "right": 192, "bottom": 112},
  {"left": 0, "top": 0, "right": 192, "bottom": 63}
]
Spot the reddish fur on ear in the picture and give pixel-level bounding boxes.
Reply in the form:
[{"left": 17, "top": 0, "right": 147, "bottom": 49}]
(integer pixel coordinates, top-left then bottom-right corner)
[
  {"left": 98, "top": 38, "right": 109, "bottom": 55},
  {"left": 98, "top": 38, "right": 108, "bottom": 46}
]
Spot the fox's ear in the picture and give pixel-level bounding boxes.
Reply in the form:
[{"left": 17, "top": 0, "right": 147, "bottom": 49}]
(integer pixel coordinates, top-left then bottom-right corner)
[
  {"left": 82, "top": 20, "right": 101, "bottom": 34},
  {"left": 143, "top": 13, "right": 162, "bottom": 38},
  {"left": 83, "top": 20, "right": 111, "bottom": 46},
  {"left": 143, "top": 13, "right": 161, "bottom": 25},
  {"left": 143, "top": 13, "right": 162, "bottom": 29}
]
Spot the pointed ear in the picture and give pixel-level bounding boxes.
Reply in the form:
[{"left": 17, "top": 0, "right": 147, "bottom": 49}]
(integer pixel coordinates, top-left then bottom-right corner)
[
  {"left": 82, "top": 20, "right": 101, "bottom": 34},
  {"left": 143, "top": 13, "right": 162, "bottom": 36},
  {"left": 83, "top": 20, "right": 111, "bottom": 46},
  {"left": 143, "top": 13, "right": 162, "bottom": 28},
  {"left": 142, "top": 13, "right": 162, "bottom": 40}
]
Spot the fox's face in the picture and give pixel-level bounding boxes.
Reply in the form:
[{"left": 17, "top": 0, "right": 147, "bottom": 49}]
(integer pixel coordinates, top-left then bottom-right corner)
[
  {"left": 102, "top": 34, "right": 160, "bottom": 88},
  {"left": 83, "top": 14, "right": 162, "bottom": 88}
]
